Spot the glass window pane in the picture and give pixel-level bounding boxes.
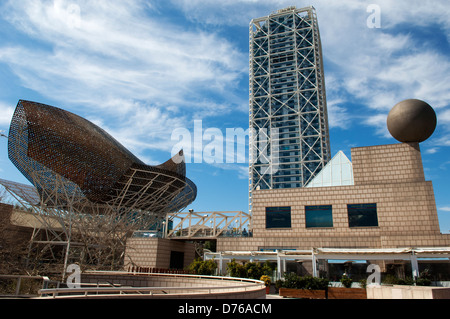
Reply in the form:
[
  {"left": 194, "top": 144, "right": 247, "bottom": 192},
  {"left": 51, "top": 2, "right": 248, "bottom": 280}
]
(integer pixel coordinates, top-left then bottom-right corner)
[
  {"left": 305, "top": 205, "right": 333, "bottom": 228},
  {"left": 266, "top": 206, "right": 291, "bottom": 228},
  {"left": 347, "top": 203, "right": 378, "bottom": 227}
]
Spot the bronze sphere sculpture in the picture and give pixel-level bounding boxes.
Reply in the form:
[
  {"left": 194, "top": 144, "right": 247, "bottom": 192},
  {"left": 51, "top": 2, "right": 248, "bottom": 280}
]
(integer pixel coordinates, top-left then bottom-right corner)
[{"left": 387, "top": 99, "right": 437, "bottom": 143}]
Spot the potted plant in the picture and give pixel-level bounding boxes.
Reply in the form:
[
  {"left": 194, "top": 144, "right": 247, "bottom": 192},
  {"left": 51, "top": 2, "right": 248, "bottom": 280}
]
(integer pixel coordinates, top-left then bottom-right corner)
[
  {"left": 340, "top": 274, "right": 353, "bottom": 288},
  {"left": 278, "top": 273, "right": 329, "bottom": 299},
  {"left": 260, "top": 275, "right": 271, "bottom": 294}
]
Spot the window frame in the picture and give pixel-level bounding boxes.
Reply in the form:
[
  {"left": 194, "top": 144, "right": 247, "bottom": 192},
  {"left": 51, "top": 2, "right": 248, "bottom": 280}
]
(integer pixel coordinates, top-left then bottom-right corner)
[
  {"left": 265, "top": 206, "right": 292, "bottom": 229},
  {"left": 305, "top": 205, "right": 333, "bottom": 228},
  {"left": 347, "top": 203, "right": 378, "bottom": 228}
]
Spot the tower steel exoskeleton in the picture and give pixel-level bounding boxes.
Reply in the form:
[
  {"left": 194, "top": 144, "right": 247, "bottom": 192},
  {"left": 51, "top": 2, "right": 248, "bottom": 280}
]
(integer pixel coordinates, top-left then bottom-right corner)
[{"left": 249, "top": 6, "right": 330, "bottom": 212}]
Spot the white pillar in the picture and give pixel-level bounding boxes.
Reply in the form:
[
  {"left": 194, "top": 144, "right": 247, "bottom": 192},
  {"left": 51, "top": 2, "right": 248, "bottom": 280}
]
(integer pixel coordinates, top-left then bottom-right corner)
[
  {"left": 312, "top": 250, "right": 318, "bottom": 277},
  {"left": 276, "top": 254, "right": 281, "bottom": 280},
  {"left": 411, "top": 252, "right": 420, "bottom": 282},
  {"left": 218, "top": 254, "right": 223, "bottom": 275}
]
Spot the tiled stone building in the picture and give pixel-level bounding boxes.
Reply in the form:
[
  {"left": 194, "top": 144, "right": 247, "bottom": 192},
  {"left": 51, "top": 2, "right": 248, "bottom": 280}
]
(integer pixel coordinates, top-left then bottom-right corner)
[
  {"left": 124, "top": 238, "right": 195, "bottom": 271},
  {"left": 217, "top": 142, "right": 450, "bottom": 252}
]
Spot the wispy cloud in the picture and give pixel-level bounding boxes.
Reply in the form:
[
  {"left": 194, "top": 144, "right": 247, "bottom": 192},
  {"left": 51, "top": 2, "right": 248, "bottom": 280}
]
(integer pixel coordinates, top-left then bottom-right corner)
[
  {"left": 1, "top": 0, "right": 247, "bottom": 104},
  {"left": 0, "top": 102, "right": 14, "bottom": 127},
  {"left": 0, "top": 0, "right": 248, "bottom": 162},
  {"left": 170, "top": 0, "right": 450, "bottom": 139},
  {"left": 2, "top": 0, "right": 450, "bottom": 168},
  {"left": 211, "top": 163, "right": 249, "bottom": 180}
]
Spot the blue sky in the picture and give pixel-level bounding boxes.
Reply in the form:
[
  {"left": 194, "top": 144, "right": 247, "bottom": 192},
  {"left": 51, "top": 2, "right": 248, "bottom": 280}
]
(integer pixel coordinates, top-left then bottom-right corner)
[{"left": 0, "top": 0, "right": 449, "bottom": 233}]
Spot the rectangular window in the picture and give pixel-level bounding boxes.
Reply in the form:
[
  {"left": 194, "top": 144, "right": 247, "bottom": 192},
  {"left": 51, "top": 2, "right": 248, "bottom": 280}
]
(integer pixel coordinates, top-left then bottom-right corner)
[
  {"left": 305, "top": 205, "right": 333, "bottom": 228},
  {"left": 266, "top": 206, "right": 291, "bottom": 228},
  {"left": 347, "top": 203, "right": 378, "bottom": 227}
]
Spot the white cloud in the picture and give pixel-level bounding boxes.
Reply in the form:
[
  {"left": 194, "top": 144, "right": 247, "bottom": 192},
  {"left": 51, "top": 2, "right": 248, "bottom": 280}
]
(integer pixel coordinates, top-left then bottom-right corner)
[
  {"left": 363, "top": 113, "right": 391, "bottom": 138},
  {"left": 1, "top": 1, "right": 246, "bottom": 106},
  {"left": 0, "top": 102, "right": 14, "bottom": 127},
  {"left": 211, "top": 163, "right": 249, "bottom": 180},
  {"left": 438, "top": 109, "right": 450, "bottom": 124},
  {"left": 0, "top": 0, "right": 249, "bottom": 164},
  {"left": 315, "top": 1, "right": 450, "bottom": 137},
  {"left": 425, "top": 147, "right": 439, "bottom": 155},
  {"left": 170, "top": 0, "right": 450, "bottom": 139},
  {"left": 2, "top": 0, "right": 450, "bottom": 166},
  {"left": 327, "top": 98, "right": 351, "bottom": 130}
]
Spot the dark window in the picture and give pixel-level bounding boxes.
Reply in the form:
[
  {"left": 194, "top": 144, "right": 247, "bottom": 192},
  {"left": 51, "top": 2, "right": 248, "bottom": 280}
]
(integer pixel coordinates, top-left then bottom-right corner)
[
  {"left": 347, "top": 203, "right": 378, "bottom": 227},
  {"left": 305, "top": 205, "right": 333, "bottom": 228},
  {"left": 266, "top": 206, "right": 291, "bottom": 228},
  {"left": 170, "top": 251, "right": 185, "bottom": 269}
]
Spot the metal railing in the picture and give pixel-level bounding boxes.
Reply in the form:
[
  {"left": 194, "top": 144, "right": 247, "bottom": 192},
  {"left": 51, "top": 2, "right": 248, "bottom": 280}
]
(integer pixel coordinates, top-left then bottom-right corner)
[
  {"left": 37, "top": 272, "right": 265, "bottom": 299},
  {"left": 0, "top": 274, "right": 60, "bottom": 297}
]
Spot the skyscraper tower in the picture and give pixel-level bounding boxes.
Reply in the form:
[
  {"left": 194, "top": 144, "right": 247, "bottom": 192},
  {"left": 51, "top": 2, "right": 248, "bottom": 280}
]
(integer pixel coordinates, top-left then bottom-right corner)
[{"left": 249, "top": 6, "right": 330, "bottom": 210}]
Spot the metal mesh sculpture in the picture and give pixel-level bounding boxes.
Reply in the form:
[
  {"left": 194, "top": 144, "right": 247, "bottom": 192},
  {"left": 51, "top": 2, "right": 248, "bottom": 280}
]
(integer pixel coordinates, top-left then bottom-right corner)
[
  {"left": 5, "top": 100, "right": 197, "bottom": 273},
  {"left": 8, "top": 100, "right": 196, "bottom": 211}
]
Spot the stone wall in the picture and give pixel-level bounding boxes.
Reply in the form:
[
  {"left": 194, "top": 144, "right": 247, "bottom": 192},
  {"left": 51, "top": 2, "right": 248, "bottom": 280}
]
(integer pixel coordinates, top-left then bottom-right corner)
[
  {"left": 124, "top": 238, "right": 196, "bottom": 270},
  {"left": 218, "top": 143, "right": 450, "bottom": 252},
  {"left": 352, "top": 143, "right": 425, "bottom": 185},
  {"left": 79, "top": 272, "right": 266, "bottom": 299},
  {"left": 367, "top": 285, "right": 450, "bottom": 299}
]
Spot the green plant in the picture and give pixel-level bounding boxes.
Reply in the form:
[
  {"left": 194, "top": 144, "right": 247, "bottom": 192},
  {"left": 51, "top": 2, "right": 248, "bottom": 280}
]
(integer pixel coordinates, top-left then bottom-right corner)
[
  {"left": 187, "top": 258, "right": 217, "bottom": 276},
  {"left": 382, "top": 275, "right": 415, "bottom": 286},
  {"left": 359, "top": 278, "right": 367, "bottom": 289},
  {"left": 416, "top": 277, "right": 431, "bottom": 286},
  {"left": 226, "top": 259, "right": 247, "bottom": 278},
  {"left": 340, "top": 274, "right": 353, "bottom": 288},
  {"left": 226, "top": 260, "right": 273, "bottom": 279},
  {"left": 416, "top": 269, "right": 432, "bottom": 286},
  {"left": 280, "top": 273, "right": 329, "bottom": 290},
  {"left": 245, "top": 262, "right": 264, "bottom": 279},
  {"left": 397, "top": 277, "right": 415, "bottom": 285},
  {"left": 308, "top": 277, "right": 329, "bottom": 290},
  {"left": 282, "top": 272, "right": 301, "bottom": 288},
  {"left": 262, "top": 261, "right": 273, "bottom": 276}
]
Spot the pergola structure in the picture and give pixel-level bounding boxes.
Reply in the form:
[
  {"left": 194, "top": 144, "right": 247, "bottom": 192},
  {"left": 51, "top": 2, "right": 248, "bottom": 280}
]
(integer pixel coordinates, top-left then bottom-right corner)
[
  {"left": 204, "top": 247, "right": 450, "bottom": 281},
  {"left": 166, "top": 211, "right": 252, "bottom": 239},
  {"left": 2, "top": 100, "right": 197, "bottom": 276}
]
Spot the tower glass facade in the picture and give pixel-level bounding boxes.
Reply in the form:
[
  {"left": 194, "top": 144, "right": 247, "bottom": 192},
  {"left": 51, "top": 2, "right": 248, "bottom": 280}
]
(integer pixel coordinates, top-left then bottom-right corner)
[{"left": 249, "top": 6, "right": 330, "bottom": 211}]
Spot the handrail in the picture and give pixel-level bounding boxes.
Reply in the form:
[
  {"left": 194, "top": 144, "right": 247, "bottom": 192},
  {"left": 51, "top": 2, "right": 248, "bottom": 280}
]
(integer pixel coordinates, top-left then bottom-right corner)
[
  {"left": 0, "top": 274, "right": 60, "bottom": 297},
  {"left": 86, "top": 270, "right": 265, "bottom": 284},
  {"left": 37, "top": 272, "right": 265, "bottom": 299},
  {"left": 39, "top": 284, "right": 264, "bottom": 298}
]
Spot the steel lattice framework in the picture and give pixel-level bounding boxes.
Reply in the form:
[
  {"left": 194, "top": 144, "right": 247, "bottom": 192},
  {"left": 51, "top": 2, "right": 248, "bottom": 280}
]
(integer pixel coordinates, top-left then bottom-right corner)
[
  {"left": 249, "top": 6, "right": 330, "bottom": 211},
  {"left": 165, "top": 211, "right": 251, "bottom": 239},
  {"left": 4, "top": 100, "right": 197, "bottom": 273}
]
